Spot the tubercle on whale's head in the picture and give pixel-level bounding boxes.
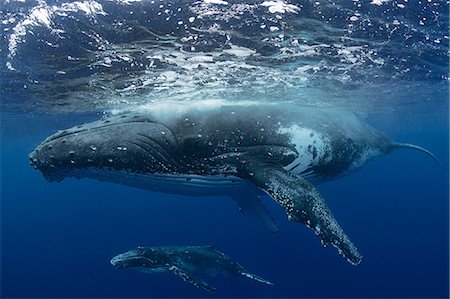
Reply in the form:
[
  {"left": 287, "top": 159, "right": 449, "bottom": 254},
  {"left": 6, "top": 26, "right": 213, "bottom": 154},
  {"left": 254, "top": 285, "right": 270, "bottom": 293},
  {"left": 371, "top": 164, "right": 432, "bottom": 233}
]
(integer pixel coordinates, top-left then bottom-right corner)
[{"left": 28, "top": 114, "right": 181, "bottom": 181}]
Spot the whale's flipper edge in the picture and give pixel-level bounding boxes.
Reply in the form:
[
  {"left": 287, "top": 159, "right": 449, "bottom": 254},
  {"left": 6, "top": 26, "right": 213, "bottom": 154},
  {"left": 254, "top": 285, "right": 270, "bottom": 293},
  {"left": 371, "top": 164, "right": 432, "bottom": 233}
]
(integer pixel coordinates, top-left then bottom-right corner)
[
  {"left": 241, "top": 271, "right": 274, "bottom": 286},
  {"left": 167, "top": 265, "right": 216, "bottom": 293},
  {"left": 230, "top": 191, "right": 279, "bottom": 233},
  {"left": 243, "top": 161, "right": 362, "bottom": 266}
]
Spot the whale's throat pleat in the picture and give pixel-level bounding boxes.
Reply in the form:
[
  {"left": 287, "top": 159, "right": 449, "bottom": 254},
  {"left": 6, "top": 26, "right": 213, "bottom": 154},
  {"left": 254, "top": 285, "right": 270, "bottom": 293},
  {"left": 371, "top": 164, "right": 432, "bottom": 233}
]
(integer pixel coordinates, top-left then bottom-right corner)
[{"left": 69, "top": 168, "right": 246, "bottom": 196}]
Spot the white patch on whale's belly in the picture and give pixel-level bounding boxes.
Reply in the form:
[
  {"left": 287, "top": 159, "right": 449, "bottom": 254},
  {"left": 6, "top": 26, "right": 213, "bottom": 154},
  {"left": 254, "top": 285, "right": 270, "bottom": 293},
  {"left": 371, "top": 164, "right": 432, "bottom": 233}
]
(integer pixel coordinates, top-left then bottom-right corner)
[
  {"left": 70, "top": 168, "right": 247, "bottom": 196},
  {"left": 277, "top": 125, "right": 332, "bottom": 175}
]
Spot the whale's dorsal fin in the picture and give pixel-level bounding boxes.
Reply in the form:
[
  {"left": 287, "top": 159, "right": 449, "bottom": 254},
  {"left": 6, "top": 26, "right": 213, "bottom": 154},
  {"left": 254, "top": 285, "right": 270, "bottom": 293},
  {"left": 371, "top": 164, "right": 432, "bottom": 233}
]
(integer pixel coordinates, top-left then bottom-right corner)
[
  {"left": 166, "top": 265, "right": 216, "bottom": 292},
  {"left": 230, "top": 190, "right": 279, "bottom": 233},
  {"left": 242, "top": 161, "right": 362, "bottom": 265}
]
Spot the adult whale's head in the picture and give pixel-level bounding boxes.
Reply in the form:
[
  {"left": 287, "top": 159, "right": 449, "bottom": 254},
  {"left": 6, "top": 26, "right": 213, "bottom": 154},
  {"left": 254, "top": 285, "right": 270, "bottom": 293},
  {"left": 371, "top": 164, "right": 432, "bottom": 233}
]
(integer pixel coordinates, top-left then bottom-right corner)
[{"left": 29, "top": 114, "right": 182, "bottom": 182}]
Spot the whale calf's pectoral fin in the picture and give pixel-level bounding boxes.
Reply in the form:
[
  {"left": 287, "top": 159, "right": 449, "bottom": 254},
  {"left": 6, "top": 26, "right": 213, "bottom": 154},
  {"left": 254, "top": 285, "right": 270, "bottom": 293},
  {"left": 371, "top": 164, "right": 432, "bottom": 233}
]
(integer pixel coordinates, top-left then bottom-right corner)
[
  {"left": 241, "top": 271, "right": 274, "bottom": 286},
  {"left": 167, "top": 265, "right": 216, "bottom": 293},
  {"left": 230, "top": 191, "right": 279, "bottom": 233},
  {"left": 243, "top": 162, "right": 362, "bottom": 265}
]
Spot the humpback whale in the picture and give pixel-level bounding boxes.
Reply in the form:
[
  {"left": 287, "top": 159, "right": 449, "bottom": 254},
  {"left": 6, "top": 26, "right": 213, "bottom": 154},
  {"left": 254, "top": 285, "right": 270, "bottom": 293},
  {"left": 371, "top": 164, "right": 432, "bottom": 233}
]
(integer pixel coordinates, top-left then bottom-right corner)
[
  {"left": 29, "top": 102, "right": 440, "bottom": 265},
  {"left": 110, "top": 245, "right": 273, "bottom": 292}
]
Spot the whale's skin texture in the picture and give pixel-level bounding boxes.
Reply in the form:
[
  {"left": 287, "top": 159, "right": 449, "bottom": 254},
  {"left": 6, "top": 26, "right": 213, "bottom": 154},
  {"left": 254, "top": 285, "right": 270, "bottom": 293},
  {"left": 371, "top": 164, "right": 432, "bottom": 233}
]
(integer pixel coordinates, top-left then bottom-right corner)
[
  {"left": 30, "top": 103, "right": 392, "bottom": 183},
  {"left": 110, "top": 245, "right": 273, "bottom": 292},
  {"left": 29, "top": 102, "right": 399, "bottom": 265}
]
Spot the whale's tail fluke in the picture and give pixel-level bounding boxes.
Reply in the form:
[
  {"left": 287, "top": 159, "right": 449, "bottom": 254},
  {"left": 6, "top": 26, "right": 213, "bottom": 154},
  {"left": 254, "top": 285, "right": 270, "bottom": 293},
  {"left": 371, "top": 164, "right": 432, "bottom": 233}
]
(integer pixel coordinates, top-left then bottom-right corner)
[{"left": 392, "top": 143, "right": 441, "bottom": 166}]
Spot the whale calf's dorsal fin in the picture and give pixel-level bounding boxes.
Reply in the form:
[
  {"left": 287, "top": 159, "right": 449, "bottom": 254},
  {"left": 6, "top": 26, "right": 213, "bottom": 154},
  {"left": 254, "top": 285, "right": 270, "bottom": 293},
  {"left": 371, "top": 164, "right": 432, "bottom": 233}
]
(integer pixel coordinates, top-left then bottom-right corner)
[
  {"left": 392, "top": 143, "right": 441, "bottom": 166},
  {"left": 242, "top": 161, "right": 362, "bottom": 265}
]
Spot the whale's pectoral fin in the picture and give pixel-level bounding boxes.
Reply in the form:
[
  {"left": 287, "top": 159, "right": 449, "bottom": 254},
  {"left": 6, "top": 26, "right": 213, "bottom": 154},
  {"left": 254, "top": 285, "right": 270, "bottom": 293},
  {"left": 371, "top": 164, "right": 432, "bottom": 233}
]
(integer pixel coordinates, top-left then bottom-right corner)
[
  {"left": 230, "top": 191, "right": 279, "bottom": 233},
  {"left": 241, "top": 271, "right": 274, "bottom": 286},
  {"left": 243, "top": 162, "right": 362, "bottom": 265},
  {"left": 167, "top": 265, "right": 216, "bottom": 292}
]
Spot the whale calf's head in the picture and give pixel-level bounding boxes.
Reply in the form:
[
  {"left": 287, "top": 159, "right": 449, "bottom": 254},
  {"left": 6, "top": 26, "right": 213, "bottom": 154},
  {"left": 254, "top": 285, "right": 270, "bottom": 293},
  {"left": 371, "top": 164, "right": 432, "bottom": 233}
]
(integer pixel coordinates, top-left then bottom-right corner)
[
  {"left": 110, "top": 247, "right": 160, "bottom": 270},
  {"left": 29, "top": 114, "right": 180, "bottom": 182}
]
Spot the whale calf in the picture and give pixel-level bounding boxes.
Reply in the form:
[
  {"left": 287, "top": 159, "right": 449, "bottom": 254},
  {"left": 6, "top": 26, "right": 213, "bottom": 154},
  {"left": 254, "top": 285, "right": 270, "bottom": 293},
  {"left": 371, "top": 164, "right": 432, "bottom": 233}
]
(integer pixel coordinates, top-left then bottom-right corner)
[
  {"left": 29, "top": 102, "right": 440, "bottom": 265},
  {"left": 110, "top": 245, "right": 273, "bottom": 292}
]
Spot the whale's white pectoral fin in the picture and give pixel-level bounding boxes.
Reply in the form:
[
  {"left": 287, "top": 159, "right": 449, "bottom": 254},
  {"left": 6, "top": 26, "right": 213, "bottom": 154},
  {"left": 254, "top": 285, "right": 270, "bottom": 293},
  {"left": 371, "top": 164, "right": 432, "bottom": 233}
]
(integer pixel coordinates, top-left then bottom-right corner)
[
  {"left": 166, "top": 265, "right": 216, "bottom": 292},
  {"left": 241, "top": 271, "right": 274, "bottom": 286},
  {"left": 243, "top": 161, "right": 362, "bottom": 266},
  {"left": 230, "top": 191, "right": 279, "bottom": 233}
]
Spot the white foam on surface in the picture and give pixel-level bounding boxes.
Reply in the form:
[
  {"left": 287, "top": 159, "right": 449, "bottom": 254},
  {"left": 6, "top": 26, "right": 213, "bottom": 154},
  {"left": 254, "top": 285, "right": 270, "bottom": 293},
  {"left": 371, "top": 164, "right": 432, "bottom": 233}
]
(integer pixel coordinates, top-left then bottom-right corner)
[
  {"left": 190, "top": 2, "right": 255, "bottom": 20},
  {"left": 204, "top": 0, "right": 228, "bottom": 5},
  {"left": 115, "top": 0, "right": 143, "bottom": 4},
  {"left": 7, "top": 1, "right": 106, "bottom": 70},
  {"left": 260, "top": 1, "right": 300, "bottom": 14},
  {"left": 370, "top": 0, "right": 390, "bottom": 5},
  {"left": 222, "top": 44, "right": 257, "bottom": 57}
]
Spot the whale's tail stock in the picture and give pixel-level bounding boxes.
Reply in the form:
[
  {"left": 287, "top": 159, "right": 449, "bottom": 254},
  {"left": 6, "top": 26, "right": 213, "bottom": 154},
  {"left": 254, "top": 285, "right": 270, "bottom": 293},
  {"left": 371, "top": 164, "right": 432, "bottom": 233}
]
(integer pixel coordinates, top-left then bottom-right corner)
[{"left": 392, "top": 142, "right": 441, "bottom": 166}]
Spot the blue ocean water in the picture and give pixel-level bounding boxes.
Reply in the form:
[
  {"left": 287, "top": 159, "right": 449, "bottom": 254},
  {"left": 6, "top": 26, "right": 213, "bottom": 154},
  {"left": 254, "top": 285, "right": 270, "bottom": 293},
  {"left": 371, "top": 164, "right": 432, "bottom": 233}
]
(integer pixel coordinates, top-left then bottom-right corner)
[{"left": 0, "top": 0, "right": 449, "bottom": 298}]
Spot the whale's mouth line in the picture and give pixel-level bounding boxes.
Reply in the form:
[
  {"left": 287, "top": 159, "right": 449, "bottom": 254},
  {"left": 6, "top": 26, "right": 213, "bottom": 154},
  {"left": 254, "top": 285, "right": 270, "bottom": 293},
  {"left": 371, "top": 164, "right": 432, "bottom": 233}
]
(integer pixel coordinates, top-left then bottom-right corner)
[{"left": 110, "top": 255, "right": 154, "bottom": 268}]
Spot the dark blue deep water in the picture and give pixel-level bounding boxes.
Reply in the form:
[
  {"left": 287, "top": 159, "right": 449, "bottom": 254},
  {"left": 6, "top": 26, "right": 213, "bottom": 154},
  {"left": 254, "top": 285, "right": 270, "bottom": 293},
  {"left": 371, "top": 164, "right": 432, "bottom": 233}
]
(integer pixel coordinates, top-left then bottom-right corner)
[{"left": 1, "top": 0, "right": 449, "bottom": 298}]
